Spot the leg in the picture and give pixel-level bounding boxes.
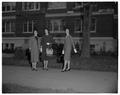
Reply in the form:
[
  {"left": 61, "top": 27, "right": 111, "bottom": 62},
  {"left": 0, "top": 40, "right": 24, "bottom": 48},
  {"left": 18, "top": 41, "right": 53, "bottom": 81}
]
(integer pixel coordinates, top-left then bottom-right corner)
[
  {"left": 46, "top": 60, "right": 48, "bottom": 70},
  {"left": 66, "top": 60, "right": 71, "bottom": 71},
  {"left": 62, "top": 60, "right": 67, "bottom": 72},
  {"left": 43, "top": 60, "right": 46, "bottom": 69}
]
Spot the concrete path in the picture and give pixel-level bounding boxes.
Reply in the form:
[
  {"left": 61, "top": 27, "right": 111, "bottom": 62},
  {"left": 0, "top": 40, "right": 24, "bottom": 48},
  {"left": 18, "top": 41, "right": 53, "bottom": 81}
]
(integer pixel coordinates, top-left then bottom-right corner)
[{"left": 2, "top": 66, "right": 118, "bottom": 93}]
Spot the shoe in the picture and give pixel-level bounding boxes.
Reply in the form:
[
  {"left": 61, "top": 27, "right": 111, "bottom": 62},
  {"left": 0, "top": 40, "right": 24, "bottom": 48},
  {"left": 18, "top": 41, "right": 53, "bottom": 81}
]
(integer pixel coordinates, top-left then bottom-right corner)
[
  {"left": 66, "top": 68, "right": 71, "bottom": 71},
  {"left": 46, "top": 68, "right": 48, "bottom": 71},
  {"left": 32, "top": 68, "right": 35, "bottom": 71},
  {"left": 61, "top": 69, "right": 66, "bottom": 72},
  {"left": 35, "top": 69, "right": 38, "bottom": 71}
]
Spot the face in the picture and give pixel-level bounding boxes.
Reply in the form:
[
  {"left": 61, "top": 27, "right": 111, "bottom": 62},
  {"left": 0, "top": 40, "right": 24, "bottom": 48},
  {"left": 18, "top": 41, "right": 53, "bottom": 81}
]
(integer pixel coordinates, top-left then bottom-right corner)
[
  {"left": 66, "top": 29, "right": 69, "bottom": 35},
  {"left": 34, "top": 30, "right": 38, "bottom": 36},
  {"left": 45, "top": 29, "right": 49, "bottom": 35}
]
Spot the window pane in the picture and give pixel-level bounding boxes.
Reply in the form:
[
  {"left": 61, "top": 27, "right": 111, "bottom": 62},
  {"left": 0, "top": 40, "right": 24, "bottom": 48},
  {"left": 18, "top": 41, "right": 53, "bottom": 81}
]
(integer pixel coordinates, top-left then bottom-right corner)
[
  {"left": 2, "top": 6, "right": 5, "bottom": 11},
  {"left": 29, "top": 2, "right": 34, "bottom": 9},
  {"left": 75, "top": 2, "right": 83, "bottom": 7},
  {"left": 6, "top": 22, "right": 10, "bottom": 32},
  {"left": 10, "top": 43, "right": 14, "bottom": 50},
  {"left": 90, "top": 18, "right": 96, "bottom": 31},
  {"left": 2, "top": 22, "right": 5, "bottom": 32},
  {"left": 60, "top": 20, "right": 65, "bottom": 31},
  {"left": 53, "top": 21, "right": 59, "bottom": 31},
  {"left": 23, "top": 22, "right": 27, "bottom": 32},
  {"left": 11, "top": 22, "right": 15, "bottom": 32},
  {"left": 75, "top": 19, "right": 82, "bottom": 31},
  {"left": 29, "top": 21, "right": 32, "bottom": 32},
  {"left": 6, "top": 5, "right": 10, "bottom": 11},
  {"left": 24, "top": 2, "right": 28, "bottom": 10},
  {"left": 35, "top": 2, "right": 40, "bottom": 9},
  {"left": 47, "top": 20, "right": 52, "bottom": 31}
]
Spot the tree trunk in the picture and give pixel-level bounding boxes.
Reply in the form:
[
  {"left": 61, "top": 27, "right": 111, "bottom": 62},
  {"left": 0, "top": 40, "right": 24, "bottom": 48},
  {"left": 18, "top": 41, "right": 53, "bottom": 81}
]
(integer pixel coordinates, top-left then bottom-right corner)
[{"left": 81, "top": 3, "right": 92, "bottom": 58}]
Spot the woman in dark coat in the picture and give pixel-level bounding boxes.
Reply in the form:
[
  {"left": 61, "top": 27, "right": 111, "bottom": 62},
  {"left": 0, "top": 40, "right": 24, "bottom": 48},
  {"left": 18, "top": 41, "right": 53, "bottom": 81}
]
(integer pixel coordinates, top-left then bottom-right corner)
[
  {"left": 62, "top": 29, "right": 77, "bottom": 72},
  {"left": 41, "top": 29, "right": 54, "bottom": 70},
  {"left": 29, "top": 30, "right": 41, "bottom": 71}
]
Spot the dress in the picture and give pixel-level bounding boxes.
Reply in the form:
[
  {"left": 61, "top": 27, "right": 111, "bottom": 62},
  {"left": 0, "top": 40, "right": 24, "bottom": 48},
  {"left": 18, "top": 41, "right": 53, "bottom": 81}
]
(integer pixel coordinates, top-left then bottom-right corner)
[
  {"left": 64, "top": 35, "right": 75, "bottom": 61},
  {"left": 29, "top": 36, "right": 41, "bottom": 63},
  {"left": 41, "top": 35, "right": 54, "bottom": 60}
]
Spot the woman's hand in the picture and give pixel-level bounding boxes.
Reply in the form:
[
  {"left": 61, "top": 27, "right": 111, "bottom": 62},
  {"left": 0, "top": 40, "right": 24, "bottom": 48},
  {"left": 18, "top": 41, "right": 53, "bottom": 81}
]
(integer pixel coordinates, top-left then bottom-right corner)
[
  {"left": 47, "top": 43, "right": 50, "bottom": 45},
  {"left": 62, "top": 50, "right": 64, "bottom": 54},
  {"left": 74, "top": 49, "right": 77, "bottom": 53}
]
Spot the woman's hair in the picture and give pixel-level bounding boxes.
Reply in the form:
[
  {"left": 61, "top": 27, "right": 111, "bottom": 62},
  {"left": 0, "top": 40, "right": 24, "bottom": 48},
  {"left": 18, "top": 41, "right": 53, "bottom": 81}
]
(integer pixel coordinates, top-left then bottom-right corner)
[{"left": 44, "top": 28, "right": 50, "bottom": 35}]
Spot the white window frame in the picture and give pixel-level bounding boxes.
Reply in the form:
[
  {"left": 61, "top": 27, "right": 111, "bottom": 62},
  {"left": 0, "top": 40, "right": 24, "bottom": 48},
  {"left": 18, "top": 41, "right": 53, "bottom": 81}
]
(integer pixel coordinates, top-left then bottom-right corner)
[
  {"left": 74, "top": 19, "right": 83, "bottom": 33},
  {"left": 49, "top": 19, "right": 65, "bottom": 33},
  {"left": 90, "top": 17, "right": 97, "bottom": 33},
  {"left": 22, "top": 2, "right": 40, "bottom": 11},
  {"left": 23, "top": 20, "right": 34, "bottom": 33},
  {"left": 48, "top": 2, "right": 66, "bottom": 10},
  {"left": 2, "top": 2, "right": 16, "bottom": 13},
  {"left": 2, "top": 21, "right": 15, "bottom": 34}
]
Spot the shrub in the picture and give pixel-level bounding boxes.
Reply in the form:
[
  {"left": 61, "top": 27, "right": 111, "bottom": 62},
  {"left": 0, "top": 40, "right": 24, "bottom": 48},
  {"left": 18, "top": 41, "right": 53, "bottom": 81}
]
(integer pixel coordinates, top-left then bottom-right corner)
[{"left": 14, "top": 47, "right": 26, "bottom": 59}]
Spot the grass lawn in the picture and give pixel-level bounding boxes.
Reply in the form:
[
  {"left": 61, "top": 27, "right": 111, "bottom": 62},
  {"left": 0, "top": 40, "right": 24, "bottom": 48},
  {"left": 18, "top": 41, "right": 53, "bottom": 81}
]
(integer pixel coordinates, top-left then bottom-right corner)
[{"left": 2, "top": 55, "right": 118, "bottom": 72}]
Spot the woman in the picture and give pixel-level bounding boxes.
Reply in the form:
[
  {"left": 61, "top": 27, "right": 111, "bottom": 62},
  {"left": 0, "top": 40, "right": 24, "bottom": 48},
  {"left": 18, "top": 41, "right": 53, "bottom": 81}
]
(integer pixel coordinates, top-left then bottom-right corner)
[
  {"left": 29, "top": 29, "right": 41, "bottom": 71},
  {"left": 62, "top": 28, "right": 77, "bottom": 72},
  {"left": 41, "top": 29, "right": 54, "bottom": 70}
]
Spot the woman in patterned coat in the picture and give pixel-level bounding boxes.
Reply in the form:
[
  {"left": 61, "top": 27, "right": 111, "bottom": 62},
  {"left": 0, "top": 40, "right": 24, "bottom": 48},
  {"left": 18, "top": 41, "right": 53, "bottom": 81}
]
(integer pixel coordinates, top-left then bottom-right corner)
[
  {"left": 29, "top": 30, "right": 41, "bottom": 71},
  {"left": 62, "top": 29, "right": 77, "bottom": 72}
]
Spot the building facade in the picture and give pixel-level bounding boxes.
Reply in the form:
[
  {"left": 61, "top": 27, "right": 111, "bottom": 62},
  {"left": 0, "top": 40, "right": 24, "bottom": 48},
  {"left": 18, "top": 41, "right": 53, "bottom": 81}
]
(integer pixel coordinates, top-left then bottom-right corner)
[{"left": 2, "top": 2, "right": 118, "bottom": 53}]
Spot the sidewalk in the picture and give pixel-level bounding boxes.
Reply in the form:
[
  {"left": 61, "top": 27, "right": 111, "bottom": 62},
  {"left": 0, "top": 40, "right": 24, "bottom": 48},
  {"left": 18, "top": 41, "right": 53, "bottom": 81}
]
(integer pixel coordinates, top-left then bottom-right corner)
[{"left": 2, "top": 66, "right": 118, "bottom": 93}]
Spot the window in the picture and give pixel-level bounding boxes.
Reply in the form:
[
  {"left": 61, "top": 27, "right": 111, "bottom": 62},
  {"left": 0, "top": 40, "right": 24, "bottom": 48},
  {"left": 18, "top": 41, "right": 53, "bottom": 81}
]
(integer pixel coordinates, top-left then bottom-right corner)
[
  {"left": 2, "top": 21, "right": 15, "bottom": 33},
  {"left": 6, "top": 21, "right": 11, "bottom": 32},
  {"left": 74, "top": 19, "right": 82, "bottom": 33},
  {"left": 23, "top": 20, "right": 34, "bottom": 33},
  {"left": 11, "top": 22, "right": 15, "bottom": 32},
  {"left": 48, "top": 2, "right": 66, "bottom": 9},
  {"left": 2, "top": 22, "right": 5, "bottom": 33},
  {"left": 90, "top": 44, "right": 95, "bottom": 53},
  {"left": 90, "top": 18, "right": 96, "bottom": 32},
  {"left": 2, "top": 2, "right": 16, "bottom": 12},
  {"left": 75, "top": 2, "right": 83, "bottom": 8},
  {"left": 47, "top": 19, "right": 65, "bottom": 33},
  {"left": 10, "top": 43, "right": 14, "bottom": 50},
  {"left": 22, "top": 2, "right": 40, "bottom": 11}
]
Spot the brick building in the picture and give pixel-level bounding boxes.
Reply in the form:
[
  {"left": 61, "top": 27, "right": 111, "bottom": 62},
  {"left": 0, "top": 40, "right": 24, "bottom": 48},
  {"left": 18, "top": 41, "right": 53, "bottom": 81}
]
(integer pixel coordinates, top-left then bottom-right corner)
[{"left": 2, "top": 2, "right": 118, "bottom": 53}]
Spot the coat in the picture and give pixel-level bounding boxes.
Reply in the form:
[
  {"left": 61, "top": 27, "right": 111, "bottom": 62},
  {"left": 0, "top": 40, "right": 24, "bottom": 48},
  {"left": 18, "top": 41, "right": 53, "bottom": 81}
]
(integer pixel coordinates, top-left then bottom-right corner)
[
  {"left": 64, "top": 35, "right": 75, "bottom": 61},
  {"left": 41, "top": 35, "right": 54, "bottom": 60},
  {"left": 29, "top": 36, "right": 41, "bottom": 63}
]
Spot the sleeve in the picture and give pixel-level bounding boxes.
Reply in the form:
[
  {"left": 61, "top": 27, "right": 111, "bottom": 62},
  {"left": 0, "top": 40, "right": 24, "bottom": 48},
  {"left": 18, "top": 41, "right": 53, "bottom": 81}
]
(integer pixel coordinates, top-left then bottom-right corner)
[
  {"left": 70, "top": 36, "right": 75, "bottom": 49},
  {"left": 29, "top": 37, "right": 32, "bottom": 50},
  {"left": 41, "top": 37, "right": 44, "bottom": 46},
  {"left": 38, "top": 37, "right": 41, "bottom": 49}
]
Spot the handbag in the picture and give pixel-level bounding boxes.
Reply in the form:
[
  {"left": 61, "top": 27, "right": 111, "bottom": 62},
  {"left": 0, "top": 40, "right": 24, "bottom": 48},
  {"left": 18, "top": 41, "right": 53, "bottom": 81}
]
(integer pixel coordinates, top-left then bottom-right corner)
[{"left": 46, "top": 47, "right": 53, "bottom": 56}]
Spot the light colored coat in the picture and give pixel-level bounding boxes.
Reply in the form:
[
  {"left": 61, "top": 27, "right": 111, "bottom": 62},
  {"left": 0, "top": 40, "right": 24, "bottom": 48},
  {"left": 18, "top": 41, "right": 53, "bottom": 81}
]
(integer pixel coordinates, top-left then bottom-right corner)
[
  {"left": 64, "top": 35, "right": 75, "bottom": 61},
  {"left": 29, "top": 36, "right": 41, "bottom": 63}
]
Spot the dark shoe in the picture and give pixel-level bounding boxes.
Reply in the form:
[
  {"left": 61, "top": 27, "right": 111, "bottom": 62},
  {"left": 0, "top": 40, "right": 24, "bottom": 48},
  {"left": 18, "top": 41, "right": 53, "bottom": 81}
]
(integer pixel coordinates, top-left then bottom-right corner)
[
  {"left": 61, "top": 69, "right": 66, "bottom": 72},
  {"left": 32, "top": 68, "right": 35, "bottom": 71},
  {"left": 66, "top": 68, "right": 71, "bottom": 71},
  {"left": 35, "top": 69, "right": 38, "bottom": 71}
]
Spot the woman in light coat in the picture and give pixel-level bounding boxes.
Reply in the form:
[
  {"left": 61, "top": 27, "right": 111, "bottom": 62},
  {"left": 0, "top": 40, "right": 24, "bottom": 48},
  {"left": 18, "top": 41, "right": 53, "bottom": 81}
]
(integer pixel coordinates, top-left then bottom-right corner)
[
  {"left": 29, "top": 29, "right": 41, "bottom": 71},
  {"left": 62, "top": 29, "right": 77, "bottom": 72}
]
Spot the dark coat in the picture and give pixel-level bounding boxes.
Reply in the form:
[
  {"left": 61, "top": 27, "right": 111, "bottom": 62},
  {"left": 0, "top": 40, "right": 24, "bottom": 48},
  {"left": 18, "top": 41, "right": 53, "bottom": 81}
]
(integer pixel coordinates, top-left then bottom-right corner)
[{"left": 41, "top": 35, "right": 54, "bottom": 60}]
